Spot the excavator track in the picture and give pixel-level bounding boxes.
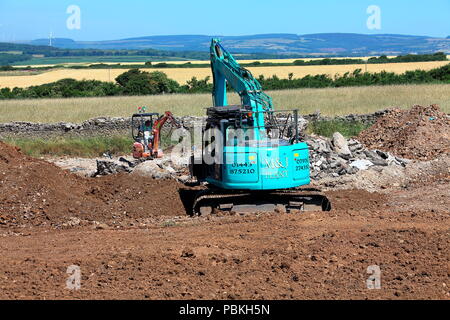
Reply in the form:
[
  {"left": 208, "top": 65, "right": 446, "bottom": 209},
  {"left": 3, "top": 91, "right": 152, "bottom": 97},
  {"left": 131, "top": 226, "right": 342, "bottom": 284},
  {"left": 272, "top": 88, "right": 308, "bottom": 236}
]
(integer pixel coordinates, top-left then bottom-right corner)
[{"left": 192, "top": 187, "right": 331, "bottom": 216}]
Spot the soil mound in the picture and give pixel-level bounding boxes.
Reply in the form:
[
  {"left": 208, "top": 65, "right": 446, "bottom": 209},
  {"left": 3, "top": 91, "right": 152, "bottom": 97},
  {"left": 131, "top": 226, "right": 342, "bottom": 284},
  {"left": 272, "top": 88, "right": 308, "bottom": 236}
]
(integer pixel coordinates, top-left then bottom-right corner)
[
  {"left": 0, "top": 141, "right": 185, "bottom": 227},
  {"left": 358, "top": 105, "right": 450, "bottom": 160}
]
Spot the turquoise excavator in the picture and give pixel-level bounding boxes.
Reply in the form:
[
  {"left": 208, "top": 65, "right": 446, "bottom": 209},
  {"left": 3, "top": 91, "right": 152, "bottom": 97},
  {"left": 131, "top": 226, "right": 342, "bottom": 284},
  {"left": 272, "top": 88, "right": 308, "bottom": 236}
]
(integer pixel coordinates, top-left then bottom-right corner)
[{"left": 189, "top": 39, "right": 331, "bottom": 215}]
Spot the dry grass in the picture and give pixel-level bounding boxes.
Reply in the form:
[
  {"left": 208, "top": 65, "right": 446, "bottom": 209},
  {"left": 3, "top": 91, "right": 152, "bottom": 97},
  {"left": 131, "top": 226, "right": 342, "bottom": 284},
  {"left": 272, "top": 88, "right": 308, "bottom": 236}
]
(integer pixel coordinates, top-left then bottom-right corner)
[
  {"left": 0, "top": 70, "right": 44, "bottom": 77},
  {"left": 1, "top": 61, "right": 448, "bottom": 88},
  {"left": 0, "top": 84, "right": 448, "bottom": 123}
]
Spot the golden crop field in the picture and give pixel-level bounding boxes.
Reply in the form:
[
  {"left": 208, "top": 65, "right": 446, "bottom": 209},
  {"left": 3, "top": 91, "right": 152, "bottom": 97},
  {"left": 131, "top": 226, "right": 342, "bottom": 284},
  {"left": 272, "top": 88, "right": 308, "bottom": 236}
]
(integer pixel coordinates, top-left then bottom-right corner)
[
  {"left": 10, "top": 55, "right": 449, "bottom": 68},
  {"left": 0, "top": 84, "right": 448, "bottom": 124},
  {"left": 1, "top": 61, "right": 448, "bottom": 89},
  {"left": 153, "top": 56, "right": 398, "bottom": 65},
  {"left": 10, "top": 56, "right": 397, "bottom": 68}
]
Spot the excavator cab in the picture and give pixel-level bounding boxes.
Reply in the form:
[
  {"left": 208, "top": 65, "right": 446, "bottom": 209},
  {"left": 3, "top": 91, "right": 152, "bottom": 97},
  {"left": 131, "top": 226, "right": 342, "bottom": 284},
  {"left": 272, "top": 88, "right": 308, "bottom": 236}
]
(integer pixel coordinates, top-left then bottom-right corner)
[
  {"left": 194, "top": 106, "right": 310, "bottom": 190},
  {"left": 131, "top": 112, "right": 159, "bottom": 159}
]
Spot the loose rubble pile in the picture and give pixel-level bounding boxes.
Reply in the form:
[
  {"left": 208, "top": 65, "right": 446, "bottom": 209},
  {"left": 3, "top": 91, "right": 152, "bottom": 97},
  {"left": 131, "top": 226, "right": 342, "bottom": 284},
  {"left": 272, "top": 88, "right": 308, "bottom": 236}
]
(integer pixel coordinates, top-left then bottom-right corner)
[
  {"left": 318, "top": 154, "right": 450, "bottom": 192},
  {"left": 87, "top": 130, "right": 409, "bottom": 183},
  {"left": 53, "top": 107, "right": 448, "bottom": 183},
  {"left": 131, "top": 159, "right": 190, "bottom": 182},
  {"left": 305, "top": 133, "right": 409, "bottom": 180},
  {"left": 93, "top": 159, "right": 133, "bottom": 176},
  {"left": 87, "top": 153, "right": 190, "bottom": 182},
  {"left": 358, "top": 105, "right": 450, "bottom": 161}
]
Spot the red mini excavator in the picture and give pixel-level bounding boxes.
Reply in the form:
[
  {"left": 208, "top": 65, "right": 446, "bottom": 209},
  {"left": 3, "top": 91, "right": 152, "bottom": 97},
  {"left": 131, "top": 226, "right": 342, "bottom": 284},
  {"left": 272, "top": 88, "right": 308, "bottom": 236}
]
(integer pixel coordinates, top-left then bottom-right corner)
[{"left": 132, "top": 107, "right": 180, "bottom": 159}]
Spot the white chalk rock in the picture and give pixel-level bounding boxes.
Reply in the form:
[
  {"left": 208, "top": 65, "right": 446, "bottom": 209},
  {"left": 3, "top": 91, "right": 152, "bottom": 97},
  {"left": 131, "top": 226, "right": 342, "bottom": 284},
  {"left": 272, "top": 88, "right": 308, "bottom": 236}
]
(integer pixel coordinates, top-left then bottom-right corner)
[
  {"left": 132, "top": 160, "right": 171, "bottom": 179},
  {"left": 332, "top": 132, "right": 352, "bottom": 156},
  {"left": 350, "top": 159, "right": 374, "bottom": 171}
]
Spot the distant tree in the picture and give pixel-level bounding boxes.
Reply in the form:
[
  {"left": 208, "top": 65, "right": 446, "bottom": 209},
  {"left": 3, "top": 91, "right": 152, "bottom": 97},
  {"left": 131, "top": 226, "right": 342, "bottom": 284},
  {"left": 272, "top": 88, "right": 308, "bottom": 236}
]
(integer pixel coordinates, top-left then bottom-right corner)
[
  {"left": 0, "top": 65, "right": 14, "bottom": 71},
  {"left": 293, "top": 60, "right": 305, "bottom": 66},
  {"left": 115, "top": 69, "right": 179, "bottom": 95},
  {"left": 180, "top": 76, "right": 212, "bottom": 93},
  {"left": 153, "top": 62, "right": 169, "bottom": 68}
]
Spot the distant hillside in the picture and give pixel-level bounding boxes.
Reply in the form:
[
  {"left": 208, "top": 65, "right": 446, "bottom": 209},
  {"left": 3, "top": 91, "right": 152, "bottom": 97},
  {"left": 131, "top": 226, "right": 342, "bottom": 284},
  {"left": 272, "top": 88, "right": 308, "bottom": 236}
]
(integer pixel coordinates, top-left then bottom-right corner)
[
  {"left": 26, "top": 33, "right": 450, "bottom": 55},
  {"left": 0, "top": 42, "right": 211, "bottom": 65},
  {"left": 0, "top": 42, "right": 288, "bottom": 66}
]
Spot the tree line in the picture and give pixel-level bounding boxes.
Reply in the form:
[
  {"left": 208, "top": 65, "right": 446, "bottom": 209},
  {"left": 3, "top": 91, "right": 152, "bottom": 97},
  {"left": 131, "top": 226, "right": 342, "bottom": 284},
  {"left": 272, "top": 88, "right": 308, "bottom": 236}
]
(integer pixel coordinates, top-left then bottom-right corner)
[
  {"left": 0, "top": 64, "right": 448, "bottom": 100},
  {"left": 0, "top": 42, "right": 317, "bottom": 66}
]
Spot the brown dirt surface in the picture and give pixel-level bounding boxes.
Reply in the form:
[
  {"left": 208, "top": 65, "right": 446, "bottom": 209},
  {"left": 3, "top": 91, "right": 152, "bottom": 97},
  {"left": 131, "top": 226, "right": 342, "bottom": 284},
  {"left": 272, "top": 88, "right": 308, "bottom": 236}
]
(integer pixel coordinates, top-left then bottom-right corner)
[
  {"left": 0, "top": 141, "right": 186, "bottom": 227},
  {"left": 358, "top": 105, "right": 450, "bottom": 160},
  {"left": 0, "top": 141, "right": 449, "bottom": 300},
  {"left": 0, "top": 183, "right": 448, "bottom": 300}
]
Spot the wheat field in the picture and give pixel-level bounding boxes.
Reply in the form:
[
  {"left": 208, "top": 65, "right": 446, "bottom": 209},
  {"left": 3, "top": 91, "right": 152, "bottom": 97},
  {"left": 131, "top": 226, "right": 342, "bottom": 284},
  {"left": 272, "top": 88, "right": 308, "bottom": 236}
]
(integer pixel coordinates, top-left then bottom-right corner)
[
  {"left": 1, "top": 61, "right": 448, "bottom": 89},
  {"left": 11, "top": 56, "right": 399, "bottom": 68},
  {"left": 0, "top": 84, "right": 448, "bottom": 123}
]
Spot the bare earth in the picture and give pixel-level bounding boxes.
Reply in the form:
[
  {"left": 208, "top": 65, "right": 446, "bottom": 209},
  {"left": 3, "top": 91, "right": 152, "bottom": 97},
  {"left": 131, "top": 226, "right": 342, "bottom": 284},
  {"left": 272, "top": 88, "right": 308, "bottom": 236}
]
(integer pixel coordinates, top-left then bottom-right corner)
[
  {"left": 0, "top": 102, "right": 449, "bottom": 300},
  {"left": 0, "top": 176, "right": 448, "bottom": 299}
]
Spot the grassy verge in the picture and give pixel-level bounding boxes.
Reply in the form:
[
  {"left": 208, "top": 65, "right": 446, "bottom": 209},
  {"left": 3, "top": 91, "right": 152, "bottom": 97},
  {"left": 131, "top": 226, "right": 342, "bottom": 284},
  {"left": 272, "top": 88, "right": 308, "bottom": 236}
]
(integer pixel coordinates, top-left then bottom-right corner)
[
  {"left": 4, "top": 136, "right": 133, "bottom": 158},
  {"left": 3, "top": 120, "right": 367, "bottom": 158},
  {"left": 0, "top": 71, "right": 44, "bottom": 77},
  {"left": 0, "top": 84, "right": 448, "bottom": 123},
  {"left": 307, "top": 120, "right": 371, "bottom": 138}
]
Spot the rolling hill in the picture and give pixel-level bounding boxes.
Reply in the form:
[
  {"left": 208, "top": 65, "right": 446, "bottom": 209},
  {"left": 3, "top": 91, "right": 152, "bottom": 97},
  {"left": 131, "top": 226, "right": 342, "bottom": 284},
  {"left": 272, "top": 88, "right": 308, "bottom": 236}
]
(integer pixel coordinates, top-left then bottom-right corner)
[{"left": 26, "top": 33, "right": 450, "bottom": 56}]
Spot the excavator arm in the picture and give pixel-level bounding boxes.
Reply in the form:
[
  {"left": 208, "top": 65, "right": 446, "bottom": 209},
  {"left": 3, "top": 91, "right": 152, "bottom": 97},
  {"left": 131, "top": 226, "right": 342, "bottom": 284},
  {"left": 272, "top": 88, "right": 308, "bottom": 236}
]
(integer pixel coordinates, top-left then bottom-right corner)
[
  {"left": 210, "top": 39, "right": 273, "bottom": 130},
  {"left": 151, "top": 111, "right": 180, "bottom": 158}
]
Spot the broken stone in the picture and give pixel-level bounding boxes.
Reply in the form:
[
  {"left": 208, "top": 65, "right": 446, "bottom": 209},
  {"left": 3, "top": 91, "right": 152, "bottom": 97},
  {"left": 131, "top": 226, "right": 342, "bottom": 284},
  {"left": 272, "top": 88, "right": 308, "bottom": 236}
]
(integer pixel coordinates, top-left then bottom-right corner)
[
  {"left": 350, "top": 159, "right": 374, "bottom": 170},
  {"left": 165, "top": 166, "right": 176, "bottom": 174},
  {"left": 177, "top": 175, "right": 190, "bottom": 183},
  {"left": 93, "top": 160, "right": 132, "bottom": 177},
  {"left": 132, "top": 160, "right": 171, "bottom": 180},
  {"left": 370, "top": 158, "right": 388, "bottom": 166},
  {"left": 375, "top": 150, "right": 389, "bottom": 159},
  {"left": 317, "top": 140, "right": 331, "bottom": 154},
  {"left": 332, "top": 132, "right": 352, "bottom": 157},
  {"left": 364, "top": 150, "right": 383, "bottom": 161}
]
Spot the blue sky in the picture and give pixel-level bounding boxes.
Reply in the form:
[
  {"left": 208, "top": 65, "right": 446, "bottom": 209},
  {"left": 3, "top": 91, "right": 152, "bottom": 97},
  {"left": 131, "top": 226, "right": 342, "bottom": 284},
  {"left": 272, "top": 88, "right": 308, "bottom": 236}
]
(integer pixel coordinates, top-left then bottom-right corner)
[{"left": 0, "top": 0, "right": 449, "bottom": 41}]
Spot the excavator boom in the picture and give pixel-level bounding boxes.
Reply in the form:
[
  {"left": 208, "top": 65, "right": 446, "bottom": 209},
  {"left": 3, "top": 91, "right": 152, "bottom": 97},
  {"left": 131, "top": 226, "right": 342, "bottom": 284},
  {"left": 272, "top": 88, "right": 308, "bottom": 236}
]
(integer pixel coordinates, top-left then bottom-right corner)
[{"left": 151, "top": 111, "right": 180, "bottom": 158}]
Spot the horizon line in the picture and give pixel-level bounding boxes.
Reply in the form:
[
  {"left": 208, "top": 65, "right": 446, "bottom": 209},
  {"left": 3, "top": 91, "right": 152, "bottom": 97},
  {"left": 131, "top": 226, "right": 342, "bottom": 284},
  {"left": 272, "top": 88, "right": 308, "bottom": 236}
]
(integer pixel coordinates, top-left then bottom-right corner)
[{"left": 9, "top": 32, "right": 450, "bottom": 43}]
